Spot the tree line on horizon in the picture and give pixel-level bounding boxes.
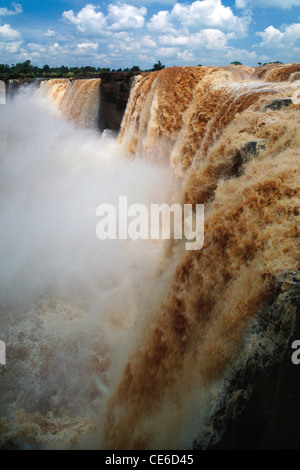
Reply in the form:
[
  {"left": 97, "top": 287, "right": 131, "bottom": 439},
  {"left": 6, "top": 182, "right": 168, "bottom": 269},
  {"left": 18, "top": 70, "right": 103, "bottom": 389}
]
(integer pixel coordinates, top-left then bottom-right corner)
[
  {"left": 0, "top": 59, "right": 283, "bottom": 81},
  {"left": 0, "top": 59, "right": 166, "bottom": 81}
]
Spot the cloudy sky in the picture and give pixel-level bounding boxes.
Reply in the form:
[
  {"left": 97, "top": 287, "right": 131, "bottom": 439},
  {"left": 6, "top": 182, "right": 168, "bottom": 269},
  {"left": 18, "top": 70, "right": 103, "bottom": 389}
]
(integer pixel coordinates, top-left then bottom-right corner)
[{"left": 0, "top": 0, "right": 299, "bottom": 69}]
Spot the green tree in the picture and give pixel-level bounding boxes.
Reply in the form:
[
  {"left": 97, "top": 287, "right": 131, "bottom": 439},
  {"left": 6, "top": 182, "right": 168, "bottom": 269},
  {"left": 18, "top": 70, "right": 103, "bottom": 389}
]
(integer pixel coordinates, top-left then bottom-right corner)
[
  {"left": 231, "top": 61, "right": 242, "bottom": 66},
  {"left": 13, "top": 60, "right": 34, "bottom": 77},
  {"left": 0, "top": 63, "right": 11, "bottom": 80},
  {"left": 152, "top": 60, "right": 165, "bottom": 71},
  {"left": 263, "top": 61, "right": 283, "bottom": 65},
  {"left": 60, "top": 65, "right": 69, "bottom": 75}
]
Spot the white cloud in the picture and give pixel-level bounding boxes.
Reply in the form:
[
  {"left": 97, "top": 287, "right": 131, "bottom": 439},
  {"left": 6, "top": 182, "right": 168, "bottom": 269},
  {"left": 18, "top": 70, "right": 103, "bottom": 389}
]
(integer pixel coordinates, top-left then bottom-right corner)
[
  {"left": 77, "top": 41, "right": 99, "bottom": 51},
  {"left": 0, "top": 3, "right": 22, "bottom": 17},
  {"left": 27, "top": 43, "right": 46, "bottom": 52},
  {"left": 23, "top": 40, "right": 105, "bottom": 64},
  {"left": 147, "top": 0, "right": 249, "bottom": 37},
  {"left": 172, "top": 0, "right": 236, "bottom": 28},
  {"left": 159, "top": 34, "right": 189, "bottom": 46},
  {"left": 147, "top": 11, "right": 177, "bottom": 33},
  {"left": 0, "top": 39, "right": 21, "bottom": 53},
  {"left": 221, "top": 46, "right": 257, "bottom": 64},
  {"left": 106, "top": 31, "right": 134, "bottom": 52},
  {"left": 62, "top": 3, "right": 147, "bottom": 35},
  {"left": 62, "top": 4, "right": 106, "bottom": 34},
  {"left": 256, "top": 25, "right": 284, "bottom": 45},
  {"left": 108, "top": 39, "right": 136, "bottom": 52},
  {"left": 236, "top": 0, "right": 300, "bottom": 9},
  {"left": 159, "top": 28, "right": 228, "bottom": 50},
  {"left": 256, "top": 22, "right": 300, "bottom": 47},
  {"left": 126, "top": 0, "right": 176, "bottom": 4},
  {"left": 44, "top": 29, "right": 55, "bottom": 37},
  {"left": 107, "top": 4, "right": 147, "bottom": 30},
  {"left": 196, "top": 28, "right": 228, "bottom": 49},
  {"left": 113, "top": 31, "right": 132, "bottom": 42},
  {"left": 138, "top": 53, "right": 155, "bottom": 63},
  {"left": 285, "top": 22, "right": 300, "bottom": 40},
  {"left": 0, "top": 12, "right": 22, "bottom": 60},
  {"left": 156, "top": 46, "right": 179, "bottom": 58},
  {"left": 141, "top": 35, "right": 157, "bottom": 48},
  {"left": 177, "top": 49, "right": 194, "bottom": 61},
  {"left": 235, "top": 0, "right": 248, "bottom": 8},
  {"left": 0, "top": 23, "right": 21, "bottom": 40}
]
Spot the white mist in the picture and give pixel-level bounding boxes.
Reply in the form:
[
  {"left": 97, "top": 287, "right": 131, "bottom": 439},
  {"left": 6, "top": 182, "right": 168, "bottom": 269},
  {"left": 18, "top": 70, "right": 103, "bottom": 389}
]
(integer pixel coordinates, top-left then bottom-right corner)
[{"left": 0, "top": 87, "right": 173, "bottom": 449}]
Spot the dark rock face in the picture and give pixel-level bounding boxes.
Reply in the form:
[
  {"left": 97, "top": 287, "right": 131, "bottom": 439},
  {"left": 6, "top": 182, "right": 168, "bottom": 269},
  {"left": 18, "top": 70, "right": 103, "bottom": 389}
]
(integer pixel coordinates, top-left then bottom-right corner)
[
  {"left": 6, "top": 78, "right": 44, "bottom": 102},
  {"left": 210, "top": 346, "right": 300, "bottom": 450},
  {"left": 197, "top": 274, "right": 300, "bottom": 450},
  {"left": 98, "top": 72, "right": 140, "bottom": 131},
  {"left": 264, "top": 99, "right": 293, "bottom": 111},
  {"left": 232, "top": 140, "right": 266, "bottom": 177}
]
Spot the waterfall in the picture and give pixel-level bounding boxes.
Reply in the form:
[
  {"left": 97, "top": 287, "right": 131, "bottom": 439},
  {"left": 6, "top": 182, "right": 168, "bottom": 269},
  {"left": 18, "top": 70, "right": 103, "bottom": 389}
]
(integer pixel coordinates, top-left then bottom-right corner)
[
  {"left": 0, "top": 63, "right": 299, "bottom": 450},
  {"left": 39, "top": 78, "right": 101, "bottom": 129},
  {"left": 0, "top": 80, "right": 5, "bottom": 104},
  {"left": 105, "top": 64, "right": 300, "bottom": 449}
]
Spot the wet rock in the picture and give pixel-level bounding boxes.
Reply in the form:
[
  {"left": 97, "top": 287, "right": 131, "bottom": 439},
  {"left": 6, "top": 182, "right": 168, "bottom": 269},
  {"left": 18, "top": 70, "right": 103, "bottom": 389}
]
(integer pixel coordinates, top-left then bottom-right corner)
[
  {"left": 264, "top": 99, "right": 293, "bottom": 111},
  {"left": 232, "top": 140, "right": 266, "bottom": 177},
  {"left": 194, "top": 273, "right": 300, "bottom": 450},
  {"left": 98, "top": 72, "right": 140, "bottom": 131}
]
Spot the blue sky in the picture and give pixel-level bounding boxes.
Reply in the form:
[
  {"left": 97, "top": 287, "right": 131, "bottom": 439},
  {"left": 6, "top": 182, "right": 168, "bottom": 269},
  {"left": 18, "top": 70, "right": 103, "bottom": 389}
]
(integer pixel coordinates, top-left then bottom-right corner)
[{"left": 0, "top": 0, "right": 299, "bottom": 68}]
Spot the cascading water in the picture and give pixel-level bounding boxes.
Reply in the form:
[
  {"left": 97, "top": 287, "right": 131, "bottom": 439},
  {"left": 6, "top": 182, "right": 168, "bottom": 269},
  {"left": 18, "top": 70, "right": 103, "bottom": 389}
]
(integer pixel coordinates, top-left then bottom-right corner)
[
  {"left": 105, "top": 64, "right": 300, "bottom": 449},
  {"left": 39, "top": 78, "right": 101, "bottom": 129},
  {"left": 0, "top": 64, "right": 299, "bottom": 450},
  {"left": 0, "top": 80, "right": 5, "bottom": 105}
]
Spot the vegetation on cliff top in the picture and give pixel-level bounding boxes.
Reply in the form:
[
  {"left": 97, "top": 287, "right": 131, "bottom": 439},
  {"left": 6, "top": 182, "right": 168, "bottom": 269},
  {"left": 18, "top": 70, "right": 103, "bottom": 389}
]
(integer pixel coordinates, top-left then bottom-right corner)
[
  {"left": 0, "top": 60, "right": 166, "bottom": 81},
  {"left": 1, "top": 59, "right": 284, "bottom": 81}
]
